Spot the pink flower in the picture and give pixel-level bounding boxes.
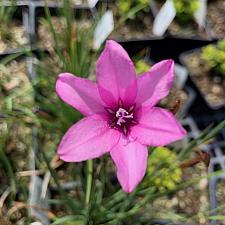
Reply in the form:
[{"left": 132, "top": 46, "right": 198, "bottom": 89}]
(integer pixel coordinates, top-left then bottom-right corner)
[{"left": 56, "top": 40, "right": 186, "bottom": 193}]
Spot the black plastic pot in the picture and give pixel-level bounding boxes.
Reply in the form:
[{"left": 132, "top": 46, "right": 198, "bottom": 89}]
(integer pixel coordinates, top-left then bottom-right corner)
[
  {"left": 180, "top": 46, "right": 225, "bottom": 112},
  {"left": 119, "top": 38, "right": 215, "bottom": 63},
  {"left": 208, "top": 143, "right": 225, "bottom": 225}
]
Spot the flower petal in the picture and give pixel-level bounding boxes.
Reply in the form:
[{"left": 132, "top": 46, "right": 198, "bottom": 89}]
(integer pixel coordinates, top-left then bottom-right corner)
[
  {"left": 58, "top": 116, "right": 121, "bottom": 162},
  {"left": 130, "top": 107, "right": 186, "bottom": 146},
  {"left": 96, "top": 40, "right": 137, "bottom": 108},
  {"left": 56, "top": 73, "right": 105, "bottom": 116},
  {"left": 110, "top": 137, "right": 148, "bottom": 193},
  {"left": 136, "top": 60, "right": 174, "bottom": 108}
]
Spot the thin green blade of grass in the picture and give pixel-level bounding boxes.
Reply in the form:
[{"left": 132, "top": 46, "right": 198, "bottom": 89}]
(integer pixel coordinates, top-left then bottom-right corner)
[
  {"left": 0, "top": 133, "right": 16, "bottom": 200},
  {"left": 51, "top": 215, "right": 85, "bottom": 225},
  {"left": 178, "top": 119, "right": 225, "bottom": 159}
]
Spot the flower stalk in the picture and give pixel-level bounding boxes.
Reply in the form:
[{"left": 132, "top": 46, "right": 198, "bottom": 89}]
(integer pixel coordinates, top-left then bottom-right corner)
[{"left": 85, "top": 159, "right": 93, "bottom": 207}]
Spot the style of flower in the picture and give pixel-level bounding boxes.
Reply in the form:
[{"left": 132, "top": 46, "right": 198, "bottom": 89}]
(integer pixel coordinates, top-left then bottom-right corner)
[{"left": 56, "top": 40, "right": 186, "bottom": 193}]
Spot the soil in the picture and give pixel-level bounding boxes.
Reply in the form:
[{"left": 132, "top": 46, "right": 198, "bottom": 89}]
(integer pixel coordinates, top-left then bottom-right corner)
[
  {"left": 0, "top": 60, "right": 33, "bottom": 107},
  {"left": 207, "top": 0, "right": 225, "bottom": 39},
  {"left": 0, "top": 21, "right": 28, "bottom": 54},
  {"left": 216, "top": 181, "right": 225, "bottom": 217},
  {"left": 99, "top": 0, "right": 154, "bottom": 41},
  {"left": 38, "top": 17, "right": 92, "bottom": 51},
  {"left": 151, "top": 162, "right": 210, "bottom": 225},
  {"left": 38, "top": 13, "right": 154, "bottom": 48},
  {"left": 182, "top": 49, "right": 225, "bottom": 108},
  {"left": 110, "top": 12, "right": 155, "bottom": 41},
  {"left": 168, "top": 20, "right": 209, "bottom": 39}
]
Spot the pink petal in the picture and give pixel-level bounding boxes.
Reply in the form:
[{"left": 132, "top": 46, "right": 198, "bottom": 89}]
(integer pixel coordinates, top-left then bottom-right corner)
[
  {"left": 110, "top": 137, "right": 148, "bottom": 193},
  {"left": 96, "top": 40, "right": 137, "bottom": 108},
  {"left": 56, "top": 73, "right": 105, "bottom": 116},
  {"left": 130, "top": 107, "right": 186, "bottom": 146},
  {"left": 136, "top": 60, "right": 174, "bottom": 108},
  {"left": 58, "top": 116, "right": 121, "bottom": 162}
]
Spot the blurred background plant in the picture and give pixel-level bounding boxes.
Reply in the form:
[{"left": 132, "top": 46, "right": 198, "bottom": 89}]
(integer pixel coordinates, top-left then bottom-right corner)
[
  {"left": 201, "top": 38, "right": 225, "bottom": 76},
  {"left": 118, "top": 0, "right": 150, "bottom": 19},
  {"left": 42, "top": 0, "right": 97, "bottom": 75},
  {"left": 173, "top": 0, "right": 199, "bottom": 24},
  {"left": 147, "top": 147, "right": 182, "bottom": 192},
  {"left": 32, "top": 0, "right": 99, "bottom": 162},
  {"left": 0, "top": 0, "right": 17, "bottom": 41},
  {"left": 0, "top": 52, "right": 38, "bottom": 224}
]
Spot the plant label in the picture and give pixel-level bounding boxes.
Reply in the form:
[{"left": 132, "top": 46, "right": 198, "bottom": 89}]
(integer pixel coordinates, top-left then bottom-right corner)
[
  {"left": 153, "top": 0, "right": 176, "bottom": 36},
  {"left": 29, "top": 176, "right": 50, "bottom": 225},
  {"left": 174, "top": 64, "right": 188, "bottom": 89},
  {"left": 194, "top": 0, "right": 207, "bottom": 28},
  {"left": 87, "top": 0, "right": 99, "bottom": 8},
  {"left": 93, "top": 10, "right": 114, "bottom": 50}
]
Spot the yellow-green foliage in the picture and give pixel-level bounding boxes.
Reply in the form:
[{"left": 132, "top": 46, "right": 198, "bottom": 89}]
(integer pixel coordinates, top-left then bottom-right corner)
[
  {"left": 147, "top": 147, "right": 182, "bottom": 192},
  {"left": 201, "top": 39, "right": 225, "bottom": 76},
  {"left": 135, "top": 59, "right": 150, "bottom": 74},
  {"left": 173, "top": 0, "right": 199, "bottom": 23},
  {"left": 118, "top": 0, "right": 150, "bottom": 17}
]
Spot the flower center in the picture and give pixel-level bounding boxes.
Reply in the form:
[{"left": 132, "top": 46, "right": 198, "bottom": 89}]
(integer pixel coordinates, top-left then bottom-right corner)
[
  {"left": 116, "top": 108, "right": 133, "bottom": 126},
  {"left": 106, "top": 104, "right": 136, "bottom": 135}
]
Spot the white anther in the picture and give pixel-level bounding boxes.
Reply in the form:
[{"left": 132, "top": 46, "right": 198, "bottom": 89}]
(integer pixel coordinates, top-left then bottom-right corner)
[{"left": 115, "top": 108, "right": 133, "bottom": 126}]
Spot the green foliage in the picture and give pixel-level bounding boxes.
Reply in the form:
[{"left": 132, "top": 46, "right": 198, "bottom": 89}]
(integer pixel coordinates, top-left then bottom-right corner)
[
  {"left": 135, "top": 59, "right": 150, "bottom": 74},
  {"left": 173, "top": 0, "right": 199, "bottom": 23},
  {"left": 147, "top": 147, "right": 182, "bottom": 192},
  {"left": 0, "top": 1, "right": 16, "bottom": 24},
  {"left": 201, "top": 38, "right": 225, "bottom": 76},
  {"left": 118, "top": 0, "right": 150, "bottom": 18},
  {"left": 43, "top": 0, "right": 97, "bottom": 76},
  {"left": 0, "top": 55, "right": 35, "bottom": 223},
  {"left": 34, "top": 0, "right": 97, "bottom": 144},
  {"left": 33, "top": 0, "right": 99, "bottom": 155},
  {"left": 0, "top": 1, "right": 17, "bottom": 41}
]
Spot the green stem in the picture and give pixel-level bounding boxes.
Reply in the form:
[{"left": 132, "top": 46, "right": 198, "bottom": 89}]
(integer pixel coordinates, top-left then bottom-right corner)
[
  {"left": 0, "top": 145, "right": 16, "bottom": 198},
  {"left": 85, "top": 160, "right": 93, "bottom": 206},
  {"left": 115, "top": 3, "right": 147, "bottom": 30}
]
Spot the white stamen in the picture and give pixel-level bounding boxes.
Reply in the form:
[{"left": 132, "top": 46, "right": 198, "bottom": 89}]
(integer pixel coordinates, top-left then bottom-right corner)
[{"left": 116, "top": 108, "right": 133, "bottom": 126}]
